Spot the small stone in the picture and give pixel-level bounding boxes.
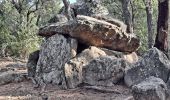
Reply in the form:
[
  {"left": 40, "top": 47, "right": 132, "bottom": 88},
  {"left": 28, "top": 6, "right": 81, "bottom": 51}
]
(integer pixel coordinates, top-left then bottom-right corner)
[
  {"left": 0, "top": 70, "right": 26, "bottom": 85},
  {"left": 132, "top": 76, "right": 168, "bottom": 100}
]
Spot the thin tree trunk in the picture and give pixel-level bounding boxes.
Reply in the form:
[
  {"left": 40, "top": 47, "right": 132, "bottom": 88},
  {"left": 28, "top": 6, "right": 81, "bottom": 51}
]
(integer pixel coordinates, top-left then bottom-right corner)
[
  {"left": 144, "top": 0, "right": 154, "bottom": 48},
  {"left": 154, "top": 0, "right": 169, "bottom": 57},
  {"left": 121, "top": 0, "right": 133, "bottom": 33},
  {"left": 36, "top": 15, "right": 40, "bottom": 26},
  {"left": 168, "top": 0, "right": 170, "bottom": 58},
  {"left": 62, "top": 0, "right": 73, "bottom": 20}
]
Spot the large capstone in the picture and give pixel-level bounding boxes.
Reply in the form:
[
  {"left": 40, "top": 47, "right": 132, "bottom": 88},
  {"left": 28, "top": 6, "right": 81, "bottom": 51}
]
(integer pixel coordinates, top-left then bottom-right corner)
[{"left": 39, "top": 15, "right": 140, "bottom": 53}]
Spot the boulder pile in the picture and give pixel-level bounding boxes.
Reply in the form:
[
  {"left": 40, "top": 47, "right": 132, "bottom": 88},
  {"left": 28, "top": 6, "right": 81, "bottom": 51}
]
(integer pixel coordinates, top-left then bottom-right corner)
[
  {"left": 0, "top": 1, "right": 169, "bottom": 100},
  {"left": 26, "top": 0, "right": 170, "bottom": 100},
  {"left": 32, "top": 0, "right": 139, "bottom": 88}
]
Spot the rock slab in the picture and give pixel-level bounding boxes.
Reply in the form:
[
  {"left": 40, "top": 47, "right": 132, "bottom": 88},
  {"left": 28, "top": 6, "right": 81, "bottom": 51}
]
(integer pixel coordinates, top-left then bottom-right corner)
[
  {"left": 39, "top": 15, "right": 140, "bottom": 53},
  {"left": 35, "top": 34, "right": 77, "bottom": 87},
  {"left": 83, "top": 56, "right": 130, "bottom": 86},
  {"left": 27, "top": 50, "right": 39, "bottom": 78},
  {"left": 132, "top": 76, "right": 168, "bottom": 100},
  {"left": 64, "top": 46, "right": 107, "bottom": 88},
  {"left": 0, "top": 70, "right": 27, "bottom": 85},
  {"left": 125, "top": 47, "right": 170, "bottom": 87}
]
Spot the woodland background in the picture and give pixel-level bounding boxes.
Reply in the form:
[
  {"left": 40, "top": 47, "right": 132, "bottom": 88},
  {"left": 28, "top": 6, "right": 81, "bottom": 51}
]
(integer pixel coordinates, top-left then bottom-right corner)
[{"left": 0, "top": 0, "right": 161, "bottom": 58}]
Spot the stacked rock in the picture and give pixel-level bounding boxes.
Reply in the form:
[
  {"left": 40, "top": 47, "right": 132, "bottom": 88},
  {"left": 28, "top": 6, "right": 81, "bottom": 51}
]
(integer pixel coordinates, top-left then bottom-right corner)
[
  {"left": 31, "top": 0, "right": 140, "bottom": 89},
  {"left": 28, "top": 0, "right": 140, "bottom": 89},
  {"left": 27, "top": 1, "right": 170, "bottom": 99}
]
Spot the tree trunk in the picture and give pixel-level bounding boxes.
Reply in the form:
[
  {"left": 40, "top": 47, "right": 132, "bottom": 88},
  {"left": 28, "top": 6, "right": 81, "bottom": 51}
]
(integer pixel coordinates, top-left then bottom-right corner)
[
  {"left": 144, "top": 0, "right": 154, "bottom": 48},
  {"left": 121, "top": 0, "right": 133, "bottom": 33},
  {"left": 62, "top": 0, "right": 73, "bottom": 20},
  {"left": 168, "top": 0, "right": 170, "bottom": 58},
  {"left": 154, "top": 0, "right": 169, "bottom": 58}
]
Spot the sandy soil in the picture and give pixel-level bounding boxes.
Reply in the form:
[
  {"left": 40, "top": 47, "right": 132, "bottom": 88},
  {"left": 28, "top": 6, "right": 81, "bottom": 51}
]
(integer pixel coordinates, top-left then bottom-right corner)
[{"left": 0, "top": 57, "right": 133, "bottom": 100}]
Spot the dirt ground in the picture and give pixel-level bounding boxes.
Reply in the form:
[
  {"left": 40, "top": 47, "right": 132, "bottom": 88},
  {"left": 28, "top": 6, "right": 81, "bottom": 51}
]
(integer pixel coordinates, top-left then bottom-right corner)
[{"left": 0, "top": 58, "right": 133, "bottom": 100}]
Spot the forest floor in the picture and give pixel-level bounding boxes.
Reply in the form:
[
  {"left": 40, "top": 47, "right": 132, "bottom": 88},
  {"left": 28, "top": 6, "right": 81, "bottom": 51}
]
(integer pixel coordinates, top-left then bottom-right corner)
[{"left": 0, "top": 58, "right": 133, "bottom": 100}]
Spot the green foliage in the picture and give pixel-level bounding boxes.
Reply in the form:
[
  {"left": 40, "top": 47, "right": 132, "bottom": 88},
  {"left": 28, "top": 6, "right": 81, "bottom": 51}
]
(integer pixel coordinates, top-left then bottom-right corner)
[
  {"left": 102, "top": 0, "right": 123, "bottom": 20},
  {"left": 102, "top": 0, "right": 158, "bottom": 54},
  {"left": 133, "top": 0, "right": 158, "bottom": 53},
  {"left": 0, "top": 0, "right": 159, "bottom": 57},
  {"left": 132, "top": 0, "right": 148, "bottom": 52},
  {"left": 0, "top": 0, "right": 61, "bottom": 58}
]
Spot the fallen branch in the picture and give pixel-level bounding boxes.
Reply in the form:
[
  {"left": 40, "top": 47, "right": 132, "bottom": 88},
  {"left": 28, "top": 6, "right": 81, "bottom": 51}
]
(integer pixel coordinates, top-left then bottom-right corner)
[{"left": 83, "top": 86, "right": 121, "bottom": 94}]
